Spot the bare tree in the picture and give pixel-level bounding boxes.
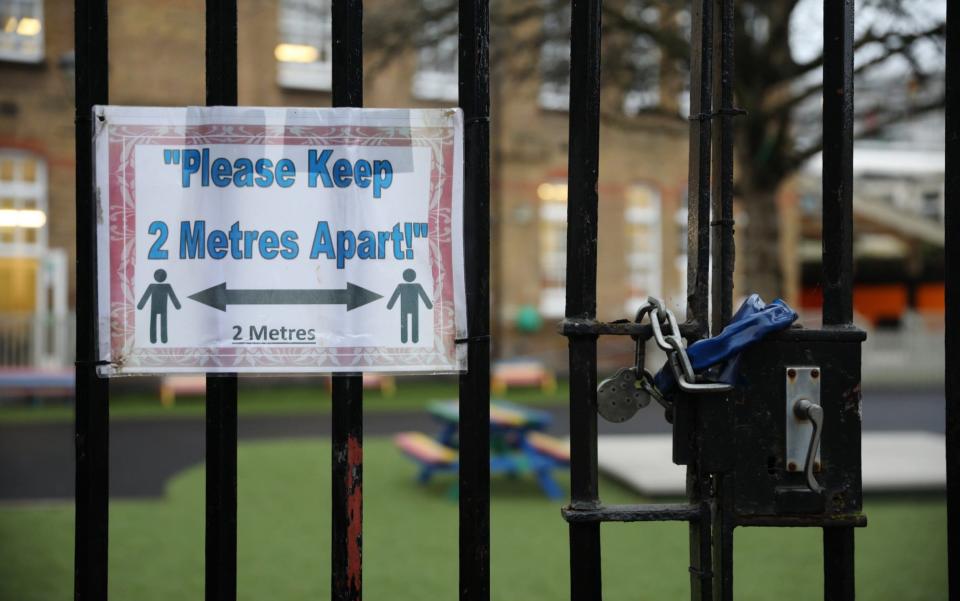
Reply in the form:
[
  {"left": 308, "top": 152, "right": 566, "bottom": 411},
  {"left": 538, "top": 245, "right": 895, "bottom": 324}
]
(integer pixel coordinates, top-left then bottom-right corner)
[{"left": 367, "top": 0, "right": 945, "bottom": 299}]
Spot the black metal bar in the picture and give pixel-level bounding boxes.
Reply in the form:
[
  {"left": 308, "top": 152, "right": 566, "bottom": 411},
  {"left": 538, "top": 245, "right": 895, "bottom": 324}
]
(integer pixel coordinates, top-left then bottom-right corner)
[
  {"left": 711, "top": 487, "right": 734, "bottom": 601},
  {"left": 737, "top": 515, "right": 867, "bottom": 528},
  {"left": 945, "top": 2, "right": 959, "bottom": 597},
  {"left": 710, "top": 0, "right": 735, "bottom": 333},
  {"left": 204, "top": 2, "right": 239, "bottom": 599},
  {"left": 823, "top": 527, "right": 856, "bottom": 600},
  {"left": 458, "top": 0, "right": 491, "bottom": 599},
  {"left": 559, "top": 319, "right": 702, "bottom": 339},
  {"left": 331, "top": 2, "right": 364, "bottom": 600},
  {"left": 821, "top": 0, "right": 855, "bottom": 327},
  {"left": 685, "top": 3, "right": 714, "bottom": 600},
  {"left": 331, "top": 374, "right": 363, "bottom": 601},
  {"left": 74, "top": 0, "right": 109, "bottom": 599},
  {"left": 562, "top": 503, "right": 702, "bottom": 523},
  {"left": 821, "top": 2, "right": 856, "bottom": 598},
  {"left": 205, "top": 376, "right": 238, "bottom": 601},
  {"left": 566, "top": 1, "right": 603, "bottom": 599},
  {"left": 685, "top": 0, "right": 713, "bottom": 331},
  {"left": 205, "top": 0, "right": 238, "bottom": 106}
]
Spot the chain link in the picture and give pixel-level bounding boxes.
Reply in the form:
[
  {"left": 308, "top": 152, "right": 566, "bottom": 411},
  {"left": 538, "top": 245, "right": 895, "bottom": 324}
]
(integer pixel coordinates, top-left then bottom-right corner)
[{"left": 643, "top": 297, "right": 732, "bottom": 394}]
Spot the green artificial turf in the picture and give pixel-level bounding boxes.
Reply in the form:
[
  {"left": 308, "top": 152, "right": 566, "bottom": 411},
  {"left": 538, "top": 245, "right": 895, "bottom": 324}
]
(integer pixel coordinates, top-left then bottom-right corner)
[
  {"left": 0, "top": 379, "right": 568, "bottom": 423},
  {"left": 0, "top": 438, "right": 947, "bottom": 600}
]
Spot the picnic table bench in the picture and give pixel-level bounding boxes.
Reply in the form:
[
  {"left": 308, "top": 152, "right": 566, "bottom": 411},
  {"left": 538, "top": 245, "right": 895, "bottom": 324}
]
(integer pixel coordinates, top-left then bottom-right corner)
[{"left": 394, "top": 400, "right": 569, "bottom": 499}]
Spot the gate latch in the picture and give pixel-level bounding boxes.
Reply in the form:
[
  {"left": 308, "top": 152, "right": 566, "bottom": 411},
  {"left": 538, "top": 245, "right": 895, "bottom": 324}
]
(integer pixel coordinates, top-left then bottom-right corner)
[{"left": 786, "top": 366, "right": 823, "bottom": 494}]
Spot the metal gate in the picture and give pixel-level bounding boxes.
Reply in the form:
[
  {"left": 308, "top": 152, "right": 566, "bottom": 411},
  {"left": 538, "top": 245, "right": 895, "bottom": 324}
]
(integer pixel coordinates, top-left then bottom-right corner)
[
  {"left": 562, "top": 1, "right": 957, "bottom": 600},
  {"left": 73, "top": 1, "right": 491, "bottom": 600},
  {"left": 72, "top": 0, "right": 959, "bottom": 600}
]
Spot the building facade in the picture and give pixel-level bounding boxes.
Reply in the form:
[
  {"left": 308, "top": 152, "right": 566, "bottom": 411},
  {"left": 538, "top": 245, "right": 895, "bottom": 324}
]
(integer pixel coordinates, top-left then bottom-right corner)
[{"left": 0, "top": 0, "right": 723, "bottom": 371}]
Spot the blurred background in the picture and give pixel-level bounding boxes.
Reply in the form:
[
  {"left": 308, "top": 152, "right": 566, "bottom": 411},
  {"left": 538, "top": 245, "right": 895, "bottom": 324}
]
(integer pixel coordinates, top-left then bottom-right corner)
[{"left": 0, "top": 0, "right": 948, "bottom": 600}]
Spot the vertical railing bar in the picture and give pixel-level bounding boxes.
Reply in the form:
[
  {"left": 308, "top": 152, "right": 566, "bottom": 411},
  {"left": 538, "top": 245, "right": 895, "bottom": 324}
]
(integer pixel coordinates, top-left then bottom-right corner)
[
  {"left": 204, "top": 1, "right": 239, "bottom": 600},
  {"left": 74, "top": 0, "right": 109, "bottom": 599},
  {"left": 710, "top": 484, "right": 735, "bottom": 601},
  {"left": 823, "top": 528, "right": 856, "bottom": 600},
  {"left": 821, "top": 0, "right": 854, "bottom": 328},
  {"left": 457, "top": 0, "right": 491, "bottom": 598},
  {"left": 685, "top": 0, "right": 714, "bottom": 334},
  {"left": 709, "top": 0, "right": 735, "bottom": 333},
  {"left": 684, "top": 1, "right": 714, "bottom": 599},
  {"left": 707, "top": 1, "right": 735, "bottom": 597},
  {"left": 330, "top": 376, "right": 363, "bottom": 600},
  {"left": 566, "top": 1, "right": 603, "bottom": 600},
  {"left": 331, "top": 1, "right": 364, "bottom": 599},
  {"left": 944, "top": 2, "right": 959, "bottom": 597},
  {"left": 821, "top": 1, "right": 856, "bottom": 599}
]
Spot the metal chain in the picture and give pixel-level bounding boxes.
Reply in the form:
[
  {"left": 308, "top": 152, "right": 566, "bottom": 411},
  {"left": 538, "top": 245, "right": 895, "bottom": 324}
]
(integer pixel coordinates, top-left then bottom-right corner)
[{"left": 644, "top": 297, "right": 732, "bottom": 394}]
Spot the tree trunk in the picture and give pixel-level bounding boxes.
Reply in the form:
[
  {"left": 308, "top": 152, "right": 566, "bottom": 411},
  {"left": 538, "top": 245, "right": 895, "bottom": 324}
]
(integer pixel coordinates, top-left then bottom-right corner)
[{"left": 738, "top": 186, "right": 785, "bottom": 302}]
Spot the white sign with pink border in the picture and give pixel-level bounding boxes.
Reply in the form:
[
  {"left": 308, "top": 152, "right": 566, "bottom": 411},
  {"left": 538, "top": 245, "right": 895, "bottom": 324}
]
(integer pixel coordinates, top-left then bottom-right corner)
[{"left": 94, "top": 106, "right": 465, "bottom": 375}]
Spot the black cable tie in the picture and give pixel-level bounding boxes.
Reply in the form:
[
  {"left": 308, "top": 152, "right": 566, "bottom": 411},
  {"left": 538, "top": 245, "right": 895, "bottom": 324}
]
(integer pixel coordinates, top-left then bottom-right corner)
[
  {"left": 710, "top": 218, "right": 736, "bottom": 227},
  {"left": 465, "top": 116, "right": 490, "bottom": 125},
  {"left": 688, "top": 566, "right": 714, "bottom": 579},
  {"left": 75, "top": 359, "right": 112, "bottom": 367},
  {"left": 687, "top": 107, "right": 747, "bottom": 121},
  {"left": 455, "top": 334, "right": 491, "bottom": 344}
]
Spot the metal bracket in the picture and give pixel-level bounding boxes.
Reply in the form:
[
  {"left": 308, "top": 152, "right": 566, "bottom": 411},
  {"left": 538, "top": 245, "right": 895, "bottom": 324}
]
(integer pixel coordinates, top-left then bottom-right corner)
[{"left": 785, "top": 366, "right": 821, "bottom": 474}]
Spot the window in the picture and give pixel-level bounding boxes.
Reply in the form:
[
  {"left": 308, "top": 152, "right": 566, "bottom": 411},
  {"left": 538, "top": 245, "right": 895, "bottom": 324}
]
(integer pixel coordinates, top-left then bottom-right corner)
[
  {"left": 412, "top": 2, "right": 458, "bottom": 102},
  {"left": 275, "top": 0, "right": 332, "bottom": 91},
  {"left": 537, "top": 181, "right": 567, "bottom": 318},
  {"left": 922, "top": 189, "right": 943, "bottom": 221},
  {"left": 0, "top": 0, "right": 44, "bottom": 64},
  {"left": 623, "top": 184, "right": 662, "bottom": 314},
  {"left": 0, "top": 150, "right": 47, "bottom": 253},
  {"left": 672, "top": 194, "right": 688, "bottom": 314},
  {"left": 538, "top": 5, "right": 571, "bottom": 111}
]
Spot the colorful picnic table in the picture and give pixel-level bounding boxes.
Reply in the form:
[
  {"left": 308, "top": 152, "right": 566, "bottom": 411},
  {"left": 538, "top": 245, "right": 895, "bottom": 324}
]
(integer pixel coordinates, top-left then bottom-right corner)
[{"left": 394, "top": 400, "right": 569, "bottom": 499}]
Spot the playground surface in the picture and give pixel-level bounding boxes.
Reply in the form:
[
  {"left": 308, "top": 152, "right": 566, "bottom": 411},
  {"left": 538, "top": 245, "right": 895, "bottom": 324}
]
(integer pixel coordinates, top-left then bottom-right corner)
[{"left": 0, "top": 438, "right": 948, "bottom": 601}]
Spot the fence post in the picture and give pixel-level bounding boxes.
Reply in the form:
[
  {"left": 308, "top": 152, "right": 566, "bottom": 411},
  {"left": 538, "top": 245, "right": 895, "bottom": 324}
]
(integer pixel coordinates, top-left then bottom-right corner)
[
  {"left": 203, "top": 2, "right": 240, "bottom": 600},
  {"left": 565, "top": 2, "right": 603, "bottom": 600},
  {"left": 73, "top": 1, "right": 110, "bottom": 599},
  {"left": 821, "top": 1, "right": 856, "bottom": 599},
  {"left": 331, "top": 1, "right": 365, "bottom": 599},
  {"left": 944, "top": 2, "right": 959, "bottom": 598},
  {"left": 458, "top": 1, "right": 491, "bottom": 600}
]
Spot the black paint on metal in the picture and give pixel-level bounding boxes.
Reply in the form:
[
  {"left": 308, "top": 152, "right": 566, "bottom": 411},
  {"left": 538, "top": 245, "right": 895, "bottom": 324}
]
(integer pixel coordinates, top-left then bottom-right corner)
[
  {"left": 562, "top": 504, "right": 702, "bottom": 523},
  {"left": 561, "top": 0, "right": 866, "bottom": 599},
  {"left": 685, "top": 0, "right": 713, "bottom": 331},
  {"left": 823, "top": 527, "right": 856, "bottom": 600},
  {"left": 685, "top": 3, "right": 715, "bottom": 599},
  {"left": 204, "top": 1, "right": 239, "bottom": 599},
  {"left": 945, "top": 1, "right": 959, "bottom": 597},
  {"left": 821, "top": 2, "right": 857, "bottom": 597},
  {"left": 710, "top": 0, "right": 736, "bottom": 333},
  {"left": 458, "top": 0, "right": 492, "bottom": 600},
  {"left": 74, "top": 0, "right": 109, "bottom": 598},
  {"left": 565, "top": 0, "right": 603, "bottom": 599},
  {"left": 331, "top": 374, "right": 363, "bottom": 601},
  {"left": 821, "top": 0, "right": 855, "bottom": 328},
  {"left": 331, "top": 1, "right": 364, "bottom": 599},
  {"left": 205, "top": 375, "right": 238, "bottom": 601}
]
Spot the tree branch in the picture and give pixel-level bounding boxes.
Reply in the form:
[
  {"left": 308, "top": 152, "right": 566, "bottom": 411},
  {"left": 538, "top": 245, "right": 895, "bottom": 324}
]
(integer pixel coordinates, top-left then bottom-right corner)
[{"left": 787, "top": 94, "right": 945, "bottom": 175}]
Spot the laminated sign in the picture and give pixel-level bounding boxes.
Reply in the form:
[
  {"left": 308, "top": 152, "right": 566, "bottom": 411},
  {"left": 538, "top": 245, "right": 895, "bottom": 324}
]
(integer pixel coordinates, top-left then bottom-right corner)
[{"left": 94, "top": 106, "right": 465, "bottom": 375}]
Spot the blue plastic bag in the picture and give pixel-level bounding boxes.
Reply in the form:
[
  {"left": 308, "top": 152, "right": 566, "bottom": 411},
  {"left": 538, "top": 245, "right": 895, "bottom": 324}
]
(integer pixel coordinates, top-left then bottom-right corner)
[{"left": 653, "top": 294, "right": 798, "bottom": 395}]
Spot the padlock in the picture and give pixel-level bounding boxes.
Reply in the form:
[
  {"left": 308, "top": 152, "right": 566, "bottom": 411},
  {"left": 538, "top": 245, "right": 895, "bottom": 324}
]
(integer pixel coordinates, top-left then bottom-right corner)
[
  {"left": 597, "top": 308, "right": 654, "bottom": 423},
  {"left": 597, "top": 366, "right": 650, "bottom": 423}
]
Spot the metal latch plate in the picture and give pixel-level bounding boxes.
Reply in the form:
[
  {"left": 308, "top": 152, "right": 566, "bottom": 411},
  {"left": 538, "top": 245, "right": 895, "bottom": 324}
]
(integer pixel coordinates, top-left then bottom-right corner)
[{"left": 785, "top": 366, "right": 821, "bottom": 473}]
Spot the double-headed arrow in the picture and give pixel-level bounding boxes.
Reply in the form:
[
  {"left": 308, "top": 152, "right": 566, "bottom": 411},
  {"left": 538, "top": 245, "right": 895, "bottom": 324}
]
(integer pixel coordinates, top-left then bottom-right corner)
[{"left": 188, "top": 282, "right": 383, "bottom": 312}]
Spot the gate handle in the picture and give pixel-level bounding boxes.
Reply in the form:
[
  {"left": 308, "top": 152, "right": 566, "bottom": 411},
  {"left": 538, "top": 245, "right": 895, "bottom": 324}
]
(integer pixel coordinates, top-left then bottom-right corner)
[{"left": 793, "top": 399, "right": 824, "bottom": 494}]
